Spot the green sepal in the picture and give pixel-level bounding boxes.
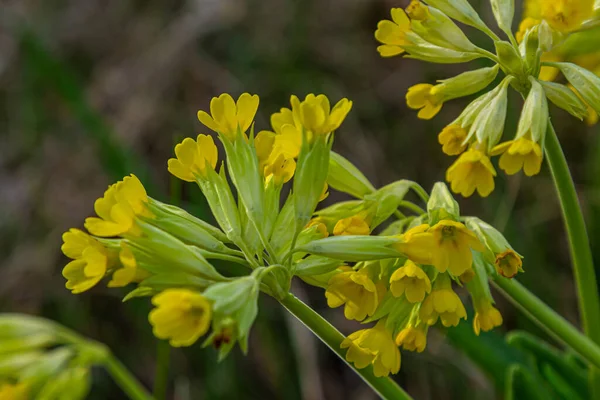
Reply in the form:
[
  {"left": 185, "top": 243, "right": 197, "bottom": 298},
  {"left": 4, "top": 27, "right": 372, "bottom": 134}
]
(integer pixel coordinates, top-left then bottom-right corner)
[
  {"left": 540, "top": 81, "right": 588, "bottom": 120},
  {"left": 0, "top": 351, "right": 43, "bottom": 377},
  {"left": 365, "top": 180, "right": 412, "bottom": 229},
  {"left": 427, "top": 182, "right": 460, "bottom": 225},
  {"left": 410, "top": 6, "right": 477, "bottom": 52},
  {"left": 490, "top": 0, "right": 514, "bottom": 37},
  {"left": 138, "top": 272, "right": 213, "bottom": 291},
  {"left": 122, "top": 286, "right": 156, "bottom": 302},
  {"left": 269, "top": 193, "right": 296, "bottom": 257},
  {"left": 0, "top": 333, "right": 56, "bottom": 356},
  {"left": 327, "top": 151, "right": 375, "bottom": 199},
  {"left": 516, "top": 78, "right": 548, "bottom": 144},
  {"left": 295, "top": 235, "right": 402, "bottom": 261},
  {"left": 548, "top": 61, "right": 600, "bottom": 115},
  {"left": 424, "top": 0, "right": 491, "bottom": 34},
  {"left": 36, "top": 367, "right": 91, "bottom": 400},
  {"left": 403, "top": 32, "right": 483, "bottom": 64},
  {"left": 294, "top": 255, "right": 342, "bottom": 277}
]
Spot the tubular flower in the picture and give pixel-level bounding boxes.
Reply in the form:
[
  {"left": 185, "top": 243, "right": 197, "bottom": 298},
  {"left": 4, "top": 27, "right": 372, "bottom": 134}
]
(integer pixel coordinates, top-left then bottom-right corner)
[
  {"left": 108, "top": 244, "right": 151, "bottom": 287},
  {"left": 492, "top": 138, "right": 543, "bottom": 176},
  {"left": 333, "top": 215, "right": 370, "bottom": 236},
  {"left": 406, "top": 84, "right": 445, "bottom": 120},
  {"left": 395, "top": 323, "right": 427, "bottom": 352},
  {"left": 438, "top": 124, "right": 468, "bottom": 155},
  {"left": 263, "top": 152, "right": 296, "bottom": 185},
  {"left": 269, "top": 108, "right": 303, "bottom": 159},
  {"left": 523, "top": 0, "right": 595, "bottom": 32},
  {"left": 325, "top": 267, "right": 383, "bottom": 321},
  {"left": 389, "top": 260, "right": 431, "bottom": 303},
  {"left": 495, "top": 249, "right": 524, "bottom": 278},
  {"left": 341, "top": 320, "right": 401, "bottom": 377},
  {"left": 197, "top": 93, "right": 259, "bottom": 140},
  {"left": 473, "top": 303, "right": 503, "bottom": 335},
  {"left": 427, "top": 220, "right": 484, "bottom": 276},
  {"left": 375, "top": 8, "right": 411, "bottom": 57},
  {"left": 394, "top": 224, "right": 434, "bottom": 265},
  {"left": 306, "top": 218, "right": 330, "bottom": 238},
  {"left": 446, "top": 148, "right": 497, "bottom": 198},
  {"left": 168, "top": 134, "right": 218, "bottom": 182},
  {"left": 84, "top": 175, "right": 151, "bottom": 237},
  {"left": 420, "top": 275, "right": 467, "bottom": 327},
  {"left": 0, "top": 382, "right": 28, "bottom": 400},
  {"left": 292, "top": 94, "right": 353, "bottom": 136},
  {"left": 61, "top": 229, "right": 112, "bottom": 294},
  {"left": 149, "top": 289, "right": 212, "bottom": 347}
]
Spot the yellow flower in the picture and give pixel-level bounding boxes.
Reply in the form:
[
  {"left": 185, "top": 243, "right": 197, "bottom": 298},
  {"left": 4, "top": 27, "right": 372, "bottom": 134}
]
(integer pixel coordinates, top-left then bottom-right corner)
[
  {"left": 375, "top": 8, "right": 411, "bottom": 57},
  {"left": 420, "top": 275, "right": 467, "bottom": 327},
  {"left": 263, "top": 152, "right": 296, "bottom": 185},
  {"left": 429, "top": 220, "right": 485, "bottom": 276},
  {"left": 473, "top": 303, "right": 503, "bottom": 335},
  {"left": 405, "top": 0, "right": 430, "bottom": 21},
  {"left": 446, "top": 148, "right": 497, "bottom": 197},
  {"left": 515, "top": 17, "right": 540, "bottom": 43},
  {"left": 325, "top": 267, "right": 383, "bottom": 321},
  {"left": 61, "top": 228, "right": 112, "bottom": 294},
  {"left": 341, "top": 321, "right": 401, "bottom": 377},
  {"left": 108, "top": 244, "right": 151, "bottom": 288},
  {"left": 495, "top": 249, "right": 524, "bottom": 278},
  {"left": 149, "top": 289, "right": 212, "bottom": 347},
  {"left": 438, "top": 124, "right": 468, "bottom": 155},
  {"left": 389, "top": 260, "right": 431, "bottom": 303},
  {"left": 84, "top": 175, "right": 151, "bottom": 237},
  {"left": 292, "top": 94, "right": 353, "bottom": 136},
  {"left": 197, "top": 93, "right": 259, "bottom": 140},
  {"left": 269, "top": 108, "right": 303, "bottom": 158},
  {"left": 168, "top": 134, "right": 218, "bottom": 182},
  {"left": 406, "top": 84, "right": 443, "bottom": 120},
  {"left": 492, "top": 138, "right": 543, "bottom": 176},
  {"left": 524, "top": 0, "right": 594, "bottom": 32},
  {"left": 333, "top": 215, "right": 370, "bottom": 236},
  {"left": 395, "top": 323, "right": 427, "bottom": 352},
  {"left": 320, "top": 182, "right": 330, "bottom": 201},
  {"left": 0, "top": 381, "right": 28, "bottom": 400}
]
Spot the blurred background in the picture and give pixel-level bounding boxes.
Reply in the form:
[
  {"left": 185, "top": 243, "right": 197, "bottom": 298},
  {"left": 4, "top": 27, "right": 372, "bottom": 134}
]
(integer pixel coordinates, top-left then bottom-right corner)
[{"left": 1, "top": 0, "right": 599, "bottom": 398}]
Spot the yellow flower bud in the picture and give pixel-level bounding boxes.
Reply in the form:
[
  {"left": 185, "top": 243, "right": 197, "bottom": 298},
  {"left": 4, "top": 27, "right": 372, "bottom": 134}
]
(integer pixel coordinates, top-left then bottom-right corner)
[
  {"left": 148, "top": 289, "right": 212, "bottom": 347},
  {"left": 495, "top": 249, "right": 524, "bottom": 278},
  {"left": 438, "top": 124, "right": 468, "bottom": 155},
  {"left": 395, "top": 323, "right": 427, "bottom": 352},
  {"left": 333, "top": 215, "right": 370, "bottom": 236},
  {"left": 168, "top": 134, "right": 218, "bottom": 182},
  {"left": 197, "top": 93, "right": 259, "bottom": 140}
]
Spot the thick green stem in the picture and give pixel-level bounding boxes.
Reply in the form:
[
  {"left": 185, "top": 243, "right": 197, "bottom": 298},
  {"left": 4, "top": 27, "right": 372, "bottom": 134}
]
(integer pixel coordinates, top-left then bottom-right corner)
[
  {"left": 492, "top": 277, "right": 600, "bottom": 370},
  {"left": 104, "top": 353, "right": 154, "bottom": 400},
  {"left": 279, "top": 293, "right": 413, "bottom": 400},
  {"left": 545, "top": 124, "right": 600, "bottom": 397},
  {"left": 153, "top": 340, "right": 171, "bottom": 400}
]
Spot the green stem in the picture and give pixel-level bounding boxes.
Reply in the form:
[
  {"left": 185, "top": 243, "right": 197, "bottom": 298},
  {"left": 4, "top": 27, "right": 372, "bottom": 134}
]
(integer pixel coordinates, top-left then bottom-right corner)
[
  {"left": 491, "top": 277, "right": 600, "bottom": 370},
  {"left": 545, "top": 124, "right": 600, "bottom": 397},
  {"left": 279, "top": 293, "right": 413, "bottom": 400},
  {"left": 153, "top": 340, "right": 171, "bottom": 400},
  {"left": 104, "top": 352, "right": 154, "bottom": 400},
  {"left": 410, "top": 182, "right": 430, "bottom": 204},
  {"left": 399, "top": 201, "right": 426, "bottom": 216}
]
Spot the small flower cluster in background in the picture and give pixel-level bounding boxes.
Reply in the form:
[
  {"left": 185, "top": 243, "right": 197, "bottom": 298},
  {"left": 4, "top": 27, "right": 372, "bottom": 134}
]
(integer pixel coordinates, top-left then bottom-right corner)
[
  {"left": 375, "top": 0, "right": 600, "bottom": 197},
  {"left": 59, "top": 91, "right": 522, "bottom": 378}
]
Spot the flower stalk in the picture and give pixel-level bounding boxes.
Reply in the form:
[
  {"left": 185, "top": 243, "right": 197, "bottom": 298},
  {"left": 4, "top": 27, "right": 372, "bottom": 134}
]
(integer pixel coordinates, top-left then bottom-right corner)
[
  {"left": 544, "top": 123, "right": 600, "bottom": 397},
  {"left": 279, "top": 293, "right": 413, "bottom": 400},
  {"left": 103, "top": 351, "right": 154, "bottom": 400}
]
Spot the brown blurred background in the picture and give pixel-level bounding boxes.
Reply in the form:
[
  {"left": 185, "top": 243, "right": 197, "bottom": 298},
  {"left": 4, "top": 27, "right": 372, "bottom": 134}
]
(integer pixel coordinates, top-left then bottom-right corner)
[{"left": 1, "top": 0, "right": 599, "bottom": 398}]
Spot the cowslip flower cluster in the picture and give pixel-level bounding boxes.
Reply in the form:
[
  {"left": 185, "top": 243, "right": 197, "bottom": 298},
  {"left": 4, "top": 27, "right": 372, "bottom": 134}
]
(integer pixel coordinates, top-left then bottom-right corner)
[
  {"left": 376, "top": 0, "right": 600, "bottom": 197},
  {"left": 60, "top": 89, "right": 521, "bottom": 378}
]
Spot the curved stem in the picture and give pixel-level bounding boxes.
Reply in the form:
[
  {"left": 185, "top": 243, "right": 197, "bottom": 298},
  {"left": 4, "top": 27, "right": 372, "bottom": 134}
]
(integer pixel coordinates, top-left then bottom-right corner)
[
  {"left": 279, "top": 293, "right": 413, "bottom": 400},
  {"left": 545, "top": 124, "right": 600, "bottom": 397},
  {"left": 104, "top": 352, "right": 154, "bottom": 400},
  {"left": 491, "top": 276, "right": 600, "bottom": 369},
  {"left": 410, "top": 182, "right": 430, "bottom": 204}
]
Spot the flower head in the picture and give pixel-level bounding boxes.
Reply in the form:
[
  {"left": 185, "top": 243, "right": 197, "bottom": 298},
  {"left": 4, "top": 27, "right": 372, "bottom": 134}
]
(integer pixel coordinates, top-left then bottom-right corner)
[
  {"left": 375, "top": 8, "right": 411, "bottom": 57},
  {"left": 438, "top": 124, "right": 468, "bottom": 155},
  {"left": 389, "top": 260, "right": 431, "bottom": 303},
  {"left": 419, "top": 275, "right": 467, "bottom": 327},
  {"left": 341, "top": 321, "right": 401, "bottom": 377},
  {"left": 333, "top": 215, "right": 370, "bottom": 236},
  {"left": 291, "top": 94, "right": 352, "bottom": 137},
  {"left": 446, "top": 148, "right": 497, "bottom": 197},
  {"left": 406, "top": 84, "right": 444, "bottom": 120},
  {"left": 325, "top": 268, "right": 383, "bottom": 321},
  {"left": 492, "top": 138, "right": 543, "bottom": 176},
  {"left": 395, "top": 323, "right": 427, "bottom": 352},
  {"left": 495, "top": 249, "right": 524, "bottom": 278},
  {"left": 149, "top": 289, "right": 212, "bottom": 347},
  {"left": 524, "top": 0, "right": 594, "bottom": 32},
  {"left": 473, "top": 303, "right": 503, "bottom": 335},
  {"left": 197, "top": 93, "right": 259, "bottom": 140},
  {"left": 168, "top": 134, "right": 218, "bottom": 182}
]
